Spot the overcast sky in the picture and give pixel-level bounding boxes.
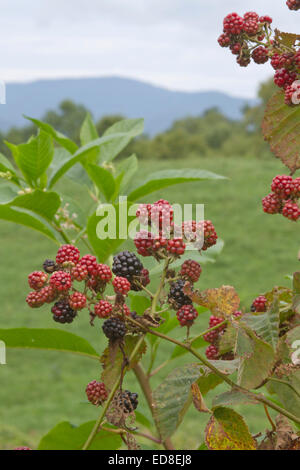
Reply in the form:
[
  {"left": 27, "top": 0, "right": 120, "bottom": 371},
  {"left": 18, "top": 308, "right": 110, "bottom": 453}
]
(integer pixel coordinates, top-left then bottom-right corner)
[{"left": 1, "top": 0, "right": 299, "bottom": 98}]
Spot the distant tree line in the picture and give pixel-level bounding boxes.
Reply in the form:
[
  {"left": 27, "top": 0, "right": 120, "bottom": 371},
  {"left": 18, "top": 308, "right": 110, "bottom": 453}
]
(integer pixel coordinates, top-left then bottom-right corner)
[{"left": 0, "top": 79, "right": 276, "bottom": 160}]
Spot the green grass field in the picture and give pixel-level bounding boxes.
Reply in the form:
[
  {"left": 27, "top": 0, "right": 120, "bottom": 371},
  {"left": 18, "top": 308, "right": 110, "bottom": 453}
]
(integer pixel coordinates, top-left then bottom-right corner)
[{"left": 0, "top": 155, "right": 298, "bottom": 449}]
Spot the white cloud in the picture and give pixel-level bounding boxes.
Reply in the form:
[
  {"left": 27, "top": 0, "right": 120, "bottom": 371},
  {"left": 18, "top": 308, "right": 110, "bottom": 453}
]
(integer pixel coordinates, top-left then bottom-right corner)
[{"left": 1, "top": 0, "right": 299, "bottom": 97}]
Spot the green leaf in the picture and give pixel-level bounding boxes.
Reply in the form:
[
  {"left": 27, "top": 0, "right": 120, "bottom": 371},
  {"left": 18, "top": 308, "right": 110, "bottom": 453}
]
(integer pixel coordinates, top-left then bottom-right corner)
[
  {"left": 0, "top": 153, "right": 20, "bottom": 185},
  {"left": 48, "top": 134, "right": 133, "bottom": 188},
  {"left": 262, "top": 91, "right": 300, "bottom": 173},
  {"left": 85, "top": 164, "right": 116, "bottom": 201},
  {"left": 6, "top": 131, "right": 54, "bottom": 186},
  {"left": 153, "top": 364, "right": 202, "bottom": 440},
  {"left": 218, "top": 324, "right": 237, "bottom": 355},
  {"left": 153, "top": 361, "right": 238, "bottom": 440},
  {"left": 9, "top": 190, "right": 61, "bottom": 221},
  {"left": 238, "top": 333, "right": 275, "bottom": 389},
  {"left": 38, "top": 421, "right": 122, "bottom": 450},
  {"left": 0, "top": 206, "right": 58, "bottom": 241},
  {"left": 101, "top": 336, "right": 146, "bottom": 389},
  {"left": 212, "top": 389, "right": 259, "bottom": 408},
  {"left": 25, "top": 116, "right": 78, "bottom": 154},
  {"left": 128, "top": 169, "right": 226, "bottom": 201},
  {"left": 0, "top": 328, "right": 99, "bottom": 359},
  {"left": 117, "top": 154, "right": 138, "bottom": 193},
  {"left": 234, "top": 325, "right": 254, "bottom": 358},
  {"left": 129, "top": 293, "right": 151, "bottom": 315},
  {"left": 205, "top": 407, "right": 256, "bottom": 450},
  {"left": 271, "top": 367, "right": 300, "bottom": 418},
  {"left": 80, "top": 113, "right": 98, "bottom": 145},
  {"left": 87, "top": 201, "right": 135, "bottom": 262},
  {"left": 242, "top": 298, "right": 280, "bottom": 350},
  {"left": 100, "top": 118, "right": 144, "bottom": 163},
  {"left": 135, "top": 411, "right": 152, "bottom": 429},
  {"left": 0, "top": 184, "right": 18, "bottom": 204}
]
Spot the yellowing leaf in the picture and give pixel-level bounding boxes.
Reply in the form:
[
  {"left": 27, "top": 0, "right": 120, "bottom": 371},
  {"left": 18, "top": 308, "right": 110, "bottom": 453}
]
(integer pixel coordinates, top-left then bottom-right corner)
[
  {"left": 191, "top": 383, "right": 210, "bottom": 413},
  {"left": 205, "top": 407, "right": 256, "bottom": 450},
  {"left": 187, "top": 285, "right": 240, "bottom": 318}
]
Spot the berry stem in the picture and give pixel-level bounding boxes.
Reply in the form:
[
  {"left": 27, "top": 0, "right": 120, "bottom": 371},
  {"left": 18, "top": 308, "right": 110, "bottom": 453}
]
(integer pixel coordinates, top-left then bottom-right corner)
[
  {"left": 151, "top": 257, "right": 170, "bottom": 318},
  {"left": 263, "top": 405, "right": 276, "bottom": 432},
  {"left": 126, "top": 316, "right": 300, "bottom": 426},
  {"left": 190, "top": 319, "right": 227, "bottom": 344},
  {"left": 82, "top": 335, "right": 146, "bottom": 450}
]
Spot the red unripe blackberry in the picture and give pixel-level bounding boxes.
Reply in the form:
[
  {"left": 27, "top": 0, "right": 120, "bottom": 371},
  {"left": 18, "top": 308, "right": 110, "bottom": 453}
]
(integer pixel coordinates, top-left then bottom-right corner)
[
  {"left": 102, "top": 317, "right": 126, "bottom": 340},
  {"left": 118, "top": 390, "right": 138, "bottom": 413},
  {"left": 51, "top": 301, "right": 77, "bottom": 323},
  {"left": 176, "top": 305, "right": 198, "bottom": 327},
  {"left": 112, "top": 251, "right": 143, "bottom": 280},
  {"left": 203, "top": 329, "right": 219, "bottom": 343},
  {"left": 285, "top": 83, "right": 300, "bottom": 106},
  {"left": 96, "top": 264, "right": 112, "bottom": 282},
  {"left": 152, "top": 234, "right": 168, "bottom": 251},
  {"left": 50, "top": 270, "right": 72, "bottom": 292},
  {"left": 286, "top": 0, "right": 300, "bottom": 10},
  {"left": 274, "top": 69, "right": 297, "bottom": 89},
  {"left": 56, "top": 244, "right": 80, "bottom": 265},
  {"left": 141, "top": 268, "right": 150, "bottom": 286},
  {"left": 180, "top": 259, "right": 202, "bottom": 283},
  {"left": 218, "top": 33, "right": 231, "bottom": 48},
  {"left": 243, "top": 20, "right": 259, "bottom": 36},
  {"left": 14, "top": 447, "right": 32, "bottom": 450},
  {"left": 69, "top": 291, "right": 86, "bottom": 310},
  {"left": 134, "top": 230, "right": 154, "bottom": 257},
  {"left": 86, "top": 380, "right": 108, "bottom": 406},
  {"left": 279, "top": 53, "right": 295, "bottom": 70},
  {"left": 112, "top": 276, "right": 131, "bottom": 295},
  {"left": 251, "top": 295, "right": 267, "bottom": 313},
  {"left": 271, "top": 53, "right": 281, "bottom": 70},
  {"left": 202, "top": 220, "right": 218, "bottom": 250},
  {"left": 71, "top": 264, "right": 88, "bottom": 282},
  {"left": 252, "top": 47, "right": 269, "bottom": 64},
  {"left": 259, "top": 15, "right": 272, "bottom": 24},
  {"left": 262, "top": 193, "right": 282, "bottom": 214},
  {"left": 205, "top": 345, "right": 219, "bottom": 360},
  {"left": 233, "top": 310, "right": 243, "bottom": 318},
  {"left": 271, "top": 175, "right": 294, "bottom": 198},
  {"left": 43, "top": 259, "right": 57, "bottom": 274},
  {"left": 167, "top": 238, "right": 186, "bottom": 256},
  {"left": 237, "top": 55, "right": 251, "bottom": 67},
  {"left": 150, "top": 200, "right": 173, "bottom": 229},
  {"left": 282, "top": 201, "right": 300, "bottom": 221},
  {"left": 39, "top": 285, "right": 57, "bottom": 304},
  {"left": 26, "top": 291, "right": 45, "bottom": 308},
  {"left": 243, "top": 12, "right": 259, "bottom": 22},
  {"left": 78, "top": 254, "right": 98, "bottom": 276},
  {"left": 223, "top": 13, "right": 244, "bottom": 35},
  {"left": 94, "top": 300, "right": 113, "bottom": 318},
  {"left": 230, "top": 42, "right": 242, "bottom": 56},
  {"left": 168, "top": 279, "right": 192, "bottom": 308},
  {"left": 292, "top": 177, "right": 300, "bottom": 197},
  {"left": 209, "top": 315, "right": 225, "bottom": 330},
  {"left": 28, "top": 271, "right": 48, "bottom": 290}
]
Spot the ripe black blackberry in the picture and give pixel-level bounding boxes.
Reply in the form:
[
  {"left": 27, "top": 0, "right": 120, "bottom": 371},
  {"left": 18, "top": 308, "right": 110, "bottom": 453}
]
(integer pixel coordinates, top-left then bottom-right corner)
[
  {"left": 51, "top": 301, "right": 77, "bottom": 324},
  {"left": 102, "top": 317, "right": 126, "bottom": 340},
  {"left": 168, "top": 279, "right": 192, "bottom": 308},
  {"left": 112, "top": 251, "right": 143, "bottom": 280},
  {"left": 43, "top": 259, "right": 57, "bottom": 274},
  {"left": 118, "top": 390, "right": 138, "bottom": 413}
]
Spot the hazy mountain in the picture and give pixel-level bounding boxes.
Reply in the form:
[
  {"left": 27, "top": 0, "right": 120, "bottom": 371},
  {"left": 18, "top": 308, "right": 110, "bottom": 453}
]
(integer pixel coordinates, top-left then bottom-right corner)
[{"left": 0, "top": 77, "right": 256, "bottom": 135}]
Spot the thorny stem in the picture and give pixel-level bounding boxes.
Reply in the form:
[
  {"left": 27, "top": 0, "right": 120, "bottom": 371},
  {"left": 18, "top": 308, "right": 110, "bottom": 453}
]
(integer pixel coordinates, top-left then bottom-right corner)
[
  {"left": 133, "top": 363, "right": 174, "bottom": 450},
  {"left": 151, "top": 257, "right": 170, "bottom": 317},
  {"left": 82, "top": 335, "right": 146, "bottom": 450},
  {"left": 126, "top": 316, "right": 300, "bottom": 426}
]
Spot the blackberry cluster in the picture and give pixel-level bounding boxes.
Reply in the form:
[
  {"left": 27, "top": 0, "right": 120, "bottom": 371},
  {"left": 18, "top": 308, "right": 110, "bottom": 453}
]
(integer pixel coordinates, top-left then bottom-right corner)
[
  {"left": 118, "top": 390, "right": 139, "bottom": 413},
  {"left": 286, "top": 0, "right": 300, "bottom": 10},
  {"left": 51, "top": 301, "right": 77, "bottom": 324},
  {"left": 168, "top": 280, "right": 192, "bottom": 309},
  {"left": 218, "top": 11, "right": 300, "bottom": 104},
  {"left": 251, "top": 295, "right": 267, "bottom": 313},
  {"left": 85, "top": 380, "right": 108, "bottom": 406},
  {"left": 94, "top": 300, "right": 113, "bottom": 318},
  {"left": 25, "top": 244, "right": 113, "bottom": 325},
  {"left": 176, "top": 305, "right": 198, "bottom": 327},
  {"left": 180, "top": 259, "right": 202, "bottom": 283},
  {"left": 262, "top": 175, "right": 300, "bottom": 221},
  {"left": 102, "top": 317, "right": 126, "bottom": 340}
]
